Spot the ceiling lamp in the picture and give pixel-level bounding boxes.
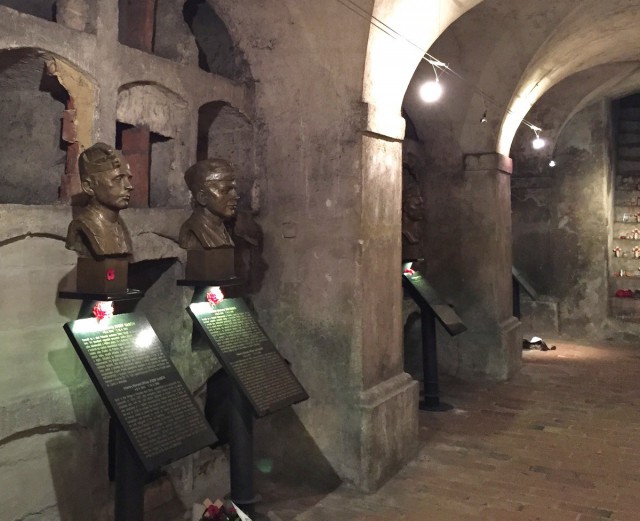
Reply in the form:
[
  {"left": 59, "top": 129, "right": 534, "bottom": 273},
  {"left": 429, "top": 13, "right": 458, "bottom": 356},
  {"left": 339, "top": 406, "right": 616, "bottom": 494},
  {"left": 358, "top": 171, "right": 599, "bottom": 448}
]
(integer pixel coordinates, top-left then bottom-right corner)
[
  {"left": 531, "top": 126, "right": 545, "bottom": 149},
  {"left": 420, "top": 79, "right": 442, "bottom": 102}
]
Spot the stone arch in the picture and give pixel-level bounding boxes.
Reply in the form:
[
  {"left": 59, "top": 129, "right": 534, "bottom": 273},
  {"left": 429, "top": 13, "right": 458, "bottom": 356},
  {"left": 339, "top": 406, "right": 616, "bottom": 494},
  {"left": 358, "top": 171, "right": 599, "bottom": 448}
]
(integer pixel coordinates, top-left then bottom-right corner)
[
  {"left": 197, "top": 101, "right": 254, "bottom": 207},
  {"left": 0, "top": 47, "right": 95, "bottom": 204},
  {"left": 0, "top": 0, "right": 96, "bottom": 33},
  {"left": 363, "top": 0, "right": 483, "bottom": 135},
  {"left": 116, "top": 81, "right": 189, "bottom": 207},
  {"left": 498, "top": 2, "right": 640, "bottom": 156},
  {"left": 182, "top": 0, "right": 250, "bottom": 82}
]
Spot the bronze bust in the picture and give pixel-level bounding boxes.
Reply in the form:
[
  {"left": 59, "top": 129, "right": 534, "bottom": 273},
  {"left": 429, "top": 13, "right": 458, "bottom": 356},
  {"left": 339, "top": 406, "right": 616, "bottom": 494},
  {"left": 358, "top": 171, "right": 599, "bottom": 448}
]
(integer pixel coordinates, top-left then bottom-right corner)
[
  {"left": 402, "top": 184, "right": 424, "bottom": 261},
  {"left": 179, "top": 159, "right": 239, "bottom": 250},
  {"left": 66, "top": 143, "right": 133, "bottom": 258}
]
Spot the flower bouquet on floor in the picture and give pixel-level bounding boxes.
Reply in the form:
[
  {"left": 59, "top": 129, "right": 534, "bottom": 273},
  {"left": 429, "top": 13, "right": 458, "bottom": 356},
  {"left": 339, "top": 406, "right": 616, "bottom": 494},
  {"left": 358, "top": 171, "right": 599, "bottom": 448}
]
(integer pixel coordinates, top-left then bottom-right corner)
[{"left": 199, "top": 498, "right": 251, "bottom": 521}]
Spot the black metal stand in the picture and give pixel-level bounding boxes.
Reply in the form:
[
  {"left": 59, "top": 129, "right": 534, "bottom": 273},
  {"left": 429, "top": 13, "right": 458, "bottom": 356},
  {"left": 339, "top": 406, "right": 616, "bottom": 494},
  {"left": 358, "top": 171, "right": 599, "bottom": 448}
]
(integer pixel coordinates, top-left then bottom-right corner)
[
  {"left": 183, "top": 280, "right": 269, "bottom": 520},
  {"left": 419, "top": 308, "right": 453, "bottom": 412},
  {"left": 512, "top": 275, "right": 521, "bottom": 319},
  {"left": 229, "top": 383, "right": 259, "bottom": 519},
  {"left": 114, "top": 426, "right": 146, "bottom": 521},
  {"left": 60, "top": 289, "right": 146, "bottom": 521}
]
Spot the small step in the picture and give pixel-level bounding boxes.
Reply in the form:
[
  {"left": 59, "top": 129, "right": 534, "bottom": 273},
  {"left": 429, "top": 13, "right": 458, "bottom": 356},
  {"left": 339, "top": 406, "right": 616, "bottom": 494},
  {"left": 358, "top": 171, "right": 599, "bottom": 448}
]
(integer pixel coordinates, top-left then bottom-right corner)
[
  {"left": 615, "top": 175, "right": 640, "bottom": 188},
  {"left": 619, "top": 121, "right": 640, "bottom": 132},
  {"left": 619, "top": 107, "right": 640, "bottom": 120},
  {"left": 614, "top": 189, "right": 640, "bottom": 204},
  {"left": 618, "top": 146, "right": 640, "bottom": 160},
  {"left": 617, "top": 160, "right": 640, "bottom": 172},
  {"left": 618, "top": 133, "right": 640, "bottom": 146}
]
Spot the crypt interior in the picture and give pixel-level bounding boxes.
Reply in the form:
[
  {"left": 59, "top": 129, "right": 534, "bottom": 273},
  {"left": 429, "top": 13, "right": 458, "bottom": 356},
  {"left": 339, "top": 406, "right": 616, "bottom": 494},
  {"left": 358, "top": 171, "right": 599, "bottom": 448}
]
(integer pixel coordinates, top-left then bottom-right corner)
[{"left": 2, "top": 0, "right": 640, "bottom": 519}]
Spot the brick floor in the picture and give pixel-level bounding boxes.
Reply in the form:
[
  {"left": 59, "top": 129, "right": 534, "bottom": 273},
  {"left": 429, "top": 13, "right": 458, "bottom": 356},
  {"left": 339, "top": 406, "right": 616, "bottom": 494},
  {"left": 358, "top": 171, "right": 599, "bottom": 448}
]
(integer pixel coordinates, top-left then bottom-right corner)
[{"left": 261, "top": 339, "right": 640, "bottom": 521}]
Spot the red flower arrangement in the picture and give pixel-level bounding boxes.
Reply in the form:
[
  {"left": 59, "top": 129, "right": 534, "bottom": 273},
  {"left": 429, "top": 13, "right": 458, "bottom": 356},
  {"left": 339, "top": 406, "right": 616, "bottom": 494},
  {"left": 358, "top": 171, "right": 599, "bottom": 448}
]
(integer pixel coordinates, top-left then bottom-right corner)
[
  {"left": 93, "top": 301, "right": 114, "bottom": 320},
  {"left": 200, "top": 499, "right": 244, "bottom": 520},
  {"left": 206, "top": 287, "right": 225, "bottom": 306}
]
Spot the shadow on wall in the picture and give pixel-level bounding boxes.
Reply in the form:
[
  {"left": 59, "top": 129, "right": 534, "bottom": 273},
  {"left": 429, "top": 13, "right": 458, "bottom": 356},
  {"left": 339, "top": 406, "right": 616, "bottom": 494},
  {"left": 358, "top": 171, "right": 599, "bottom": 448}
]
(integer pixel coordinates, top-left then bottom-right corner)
[
  {"left": 0, "top": 49, "right": 69, "bottom": 205},
  {"left": 182, "top": 0, "right": 250, "bottom": 81},
  {"left": 254, "top": 407, "right": 342, "bottom": 511},
  {"left": 46, "top": 428, "right": 108, "bottom": 520}
]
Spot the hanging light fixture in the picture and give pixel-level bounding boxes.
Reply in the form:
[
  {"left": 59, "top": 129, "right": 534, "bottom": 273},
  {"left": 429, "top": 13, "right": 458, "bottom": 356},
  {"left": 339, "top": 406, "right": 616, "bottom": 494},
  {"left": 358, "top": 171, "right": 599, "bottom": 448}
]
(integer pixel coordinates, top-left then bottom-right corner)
[
  {"left": 531, "top": 126, "right": 545, "bottom": 149},
  {"left": 420, "top": 79, "right": 442, "bottom": 102},
  {"left": 420, "top": 59, "right": 445, "bottom": 103}
]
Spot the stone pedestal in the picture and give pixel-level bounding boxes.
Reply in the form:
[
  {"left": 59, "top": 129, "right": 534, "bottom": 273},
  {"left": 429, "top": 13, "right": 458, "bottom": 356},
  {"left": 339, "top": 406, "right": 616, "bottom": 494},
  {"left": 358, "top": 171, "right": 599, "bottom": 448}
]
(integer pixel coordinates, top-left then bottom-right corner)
[
  {"left": 185, "top": 248, "right": 235, "bottom": 281},
  {"left": 76, "top": 256, "right": 128, "bottom": 294}
]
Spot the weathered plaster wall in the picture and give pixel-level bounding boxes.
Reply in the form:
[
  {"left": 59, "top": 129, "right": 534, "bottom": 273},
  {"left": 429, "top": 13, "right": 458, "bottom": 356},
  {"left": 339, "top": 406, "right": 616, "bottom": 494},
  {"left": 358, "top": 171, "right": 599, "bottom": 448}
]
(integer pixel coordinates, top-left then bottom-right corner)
[
  {"left": 0, "top": 0, "right": 435, "bottom": 516},
  {"left": 512, "top": 101, "right": 612, "bottom": 337},
  {"left": 0, "top": 1, "right": 251, "bottom": 518},
  {"left": 210, "top": 0, "right": 421, "bottom": 491}
]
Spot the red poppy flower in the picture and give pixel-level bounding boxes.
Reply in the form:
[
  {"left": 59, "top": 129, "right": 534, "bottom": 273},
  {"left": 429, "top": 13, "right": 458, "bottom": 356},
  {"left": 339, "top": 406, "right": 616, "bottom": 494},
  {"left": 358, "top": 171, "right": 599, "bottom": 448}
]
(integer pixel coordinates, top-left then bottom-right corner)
[
  {"left": 206, "top": 287, "right": 225, "bottom": 305},
  {"left": 204, "top": 505, "right": 220, "bottom": 518},
  {"left": 93, "top": 301, "right": 114, "bottom": 320}
]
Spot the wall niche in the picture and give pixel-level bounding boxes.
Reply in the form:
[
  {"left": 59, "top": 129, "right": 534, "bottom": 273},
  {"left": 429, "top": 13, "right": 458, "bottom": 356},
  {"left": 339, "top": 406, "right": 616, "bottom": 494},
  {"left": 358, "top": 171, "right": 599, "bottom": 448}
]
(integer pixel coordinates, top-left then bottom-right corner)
[
  {"left": 198, "top": 101, "right": 254, "bottom": 206},
  {"left": 0, "top": 0, "right": 57, "bottom": 22},
  {"left": 116, "top": 82, "right": 188, "bottom": 207},
  {"left": 0, "top": 49, "right": 69, "bottom": 204},
  {"left": 0, "top": 0, "right": 96, "bottom": 33}
]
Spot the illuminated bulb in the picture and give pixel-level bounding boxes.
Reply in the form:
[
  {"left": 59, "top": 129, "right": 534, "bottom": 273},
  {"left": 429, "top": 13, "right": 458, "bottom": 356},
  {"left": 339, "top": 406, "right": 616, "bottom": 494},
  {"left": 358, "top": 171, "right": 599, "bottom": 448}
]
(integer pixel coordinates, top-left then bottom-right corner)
[
  {"left": 532, "top": 137, "right": 545, "bottom": 150},
  {"left": 549, "top": 160, "right": 556, "bottom": 167},
  {"left": 420, "top": 80, "right": 442, "bottom": 103}
]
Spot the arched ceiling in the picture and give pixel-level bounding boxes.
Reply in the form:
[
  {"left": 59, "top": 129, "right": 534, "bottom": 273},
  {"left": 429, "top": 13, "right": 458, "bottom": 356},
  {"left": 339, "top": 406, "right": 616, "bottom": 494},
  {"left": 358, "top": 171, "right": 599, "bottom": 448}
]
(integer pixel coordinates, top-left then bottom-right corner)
[
  {"left": 511, "top": 62, "right": 640, "bottom": 160},
  {"left": 363, "top": 0, "right": 482, "bottom": 137},
  {"left": 400, "top": 0, "right": 640, "bottom": 160},
  {"left": 499, "top": 0, "right": 640, "bottom": 154}
]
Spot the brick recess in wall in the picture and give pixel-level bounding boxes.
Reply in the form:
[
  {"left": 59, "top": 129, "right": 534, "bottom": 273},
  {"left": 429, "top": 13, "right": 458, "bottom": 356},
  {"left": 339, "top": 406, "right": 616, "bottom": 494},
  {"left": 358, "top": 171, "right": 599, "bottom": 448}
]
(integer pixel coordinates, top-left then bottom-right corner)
[
  {"left": 119, "top": 0, "right": 156, "bottom": 53},
  {"left": 120, "top": 126, "right": 151, "bottom": 207},
  {"left": 60, "top": 96, "right": 82, "bottom": 203}
]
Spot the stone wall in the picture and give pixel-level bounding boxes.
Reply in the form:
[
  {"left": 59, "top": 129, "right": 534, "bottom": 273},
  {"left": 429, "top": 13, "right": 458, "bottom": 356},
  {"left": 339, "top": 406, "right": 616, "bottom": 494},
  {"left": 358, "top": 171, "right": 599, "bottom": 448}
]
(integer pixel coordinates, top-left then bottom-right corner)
[
  {"left": 0, "top": 1, "right": 251, "bottom": 518},
  {"left": 0, "top": 0, "right": 426, "bottom": 518},
  {"left": 512, "top": 101, "right": 612, "bottom": 337}
]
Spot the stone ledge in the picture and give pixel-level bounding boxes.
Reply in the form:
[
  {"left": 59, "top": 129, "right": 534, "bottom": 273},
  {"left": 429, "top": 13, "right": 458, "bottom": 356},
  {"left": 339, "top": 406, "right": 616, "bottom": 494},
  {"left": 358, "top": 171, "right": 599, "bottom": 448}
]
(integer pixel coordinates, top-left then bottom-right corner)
[
  {"left": 358, "top": 372, "right": 419, "bottom": 492},
  {"left": 464, "top": 153, "right": 513, "bottom": 175}
]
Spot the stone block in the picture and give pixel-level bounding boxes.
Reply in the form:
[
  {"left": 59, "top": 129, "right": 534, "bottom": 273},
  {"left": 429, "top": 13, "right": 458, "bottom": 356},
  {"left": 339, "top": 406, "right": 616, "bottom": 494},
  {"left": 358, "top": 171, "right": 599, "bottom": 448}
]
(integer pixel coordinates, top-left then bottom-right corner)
[
  {"left": 520, "top": 296, "right": 560, "bottom": 337},
  {"left": 358, "top": 373, "right": 419, "bottom": 492}
]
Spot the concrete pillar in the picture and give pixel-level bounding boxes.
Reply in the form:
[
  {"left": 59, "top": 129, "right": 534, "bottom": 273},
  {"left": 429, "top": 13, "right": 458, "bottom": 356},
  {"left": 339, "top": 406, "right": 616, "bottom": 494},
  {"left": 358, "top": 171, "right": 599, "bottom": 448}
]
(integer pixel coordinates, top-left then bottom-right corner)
[
  {"left": 351, "top": 108, "right": 419, "bottom": 491},
  {"left": 457, "top": 153, "right": 521, "bottom": 379}
]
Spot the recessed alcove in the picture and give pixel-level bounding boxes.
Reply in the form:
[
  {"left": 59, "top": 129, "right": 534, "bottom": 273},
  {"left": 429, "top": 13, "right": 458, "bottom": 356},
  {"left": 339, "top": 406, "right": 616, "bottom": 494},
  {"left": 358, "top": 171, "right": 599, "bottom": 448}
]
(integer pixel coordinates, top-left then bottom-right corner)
[
  {"left": 118, "top": 0, "right": 156, "bottom": 52},
  {"left": 197, "top": 101, "right": 254, "bottom": 203},
  {"left": 115, "top": 122, "right": 173, "bottom": 208},
  {"left": 0, "top": 48, "right": 69, "bottom": 204},
  {"left": 116, "top": 82, "right": 188, "bottom": 207},
  {"left": 0, "top": 0, "right": 56, "bottom": 22},
  {"left": 0, "top": 0, "right": 96, "bottom": 33},
  {"left": 181, "top": 0, "right": 250, "bottom": 80}
]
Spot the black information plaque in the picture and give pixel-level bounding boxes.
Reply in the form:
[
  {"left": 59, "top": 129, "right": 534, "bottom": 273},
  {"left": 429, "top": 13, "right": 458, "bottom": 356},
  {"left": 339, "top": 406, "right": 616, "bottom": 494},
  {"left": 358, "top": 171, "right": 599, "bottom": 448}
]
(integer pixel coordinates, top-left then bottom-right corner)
[
  {"left": 188, "top": 298, "right": 309, "bottom": 418},
  {"left": 403, "top": 270, "right": 467, "bottom": 336},
  {"left": 64, "top": 312, "right": 217, "bottom": 473}
]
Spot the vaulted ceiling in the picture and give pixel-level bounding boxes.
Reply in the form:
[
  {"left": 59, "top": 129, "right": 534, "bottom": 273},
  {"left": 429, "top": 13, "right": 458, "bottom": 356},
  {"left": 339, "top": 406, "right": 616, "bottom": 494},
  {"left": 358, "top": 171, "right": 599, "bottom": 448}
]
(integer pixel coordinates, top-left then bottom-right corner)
[{"left": 401, "top": 0, "right": 640, "bottom": 160}]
